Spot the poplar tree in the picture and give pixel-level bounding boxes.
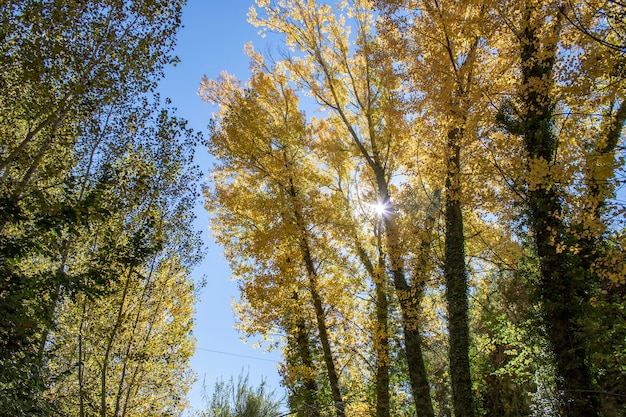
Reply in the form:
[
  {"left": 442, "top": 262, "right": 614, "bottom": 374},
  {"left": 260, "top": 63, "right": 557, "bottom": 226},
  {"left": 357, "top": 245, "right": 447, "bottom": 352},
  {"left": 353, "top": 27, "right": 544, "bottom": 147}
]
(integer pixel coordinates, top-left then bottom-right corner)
[
  {"left": 202, "top": 57, "right": 353, "bottom": 417},
  {"left": 493, "top": 0, "right": 625, "bottom": 415},
  {"left": 200, "top": 1, "right": 625, "bottom": 416},
  {"left": 248, "top": 3, "right": 435, "bottom": 414},
  {"left": 0, "top": 1, "right": 195, "bottom": 414}
]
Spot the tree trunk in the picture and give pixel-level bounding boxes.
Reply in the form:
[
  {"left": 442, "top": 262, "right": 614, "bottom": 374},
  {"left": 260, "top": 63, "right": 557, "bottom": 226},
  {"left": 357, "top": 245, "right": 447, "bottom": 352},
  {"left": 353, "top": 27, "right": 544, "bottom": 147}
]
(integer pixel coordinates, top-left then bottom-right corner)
[
  {"left": 355, "top": 236, "right": 391, "bottom": 417},
  {"left": 78, "top": 297, "right": 88, "bottom": 417},
  {"left": 301, "top": 241, "right": 345, "bottom": 417},
  {"left": 100, "top": 267, "right": 133, "bottom": 417},
  {"left": 289, "top": 311, "right": 320, "bottom": 417},
  {"left": 444, "top": 129, "right": 474, "bottom": 417},
  {"left": 289, "top": 181, "right": 345, "bottom": 417},
  {"left": 383, "top": 215, "right": 435, "bottom": 417},
  {"left": 374, "top": 264, "right": 391, "bottom": 417},
  {"left": 518, "top": 8, "right": 599, "bottom": 416},
  {"left": 374, "top": 167, "right": 434, "bottom": 417}
]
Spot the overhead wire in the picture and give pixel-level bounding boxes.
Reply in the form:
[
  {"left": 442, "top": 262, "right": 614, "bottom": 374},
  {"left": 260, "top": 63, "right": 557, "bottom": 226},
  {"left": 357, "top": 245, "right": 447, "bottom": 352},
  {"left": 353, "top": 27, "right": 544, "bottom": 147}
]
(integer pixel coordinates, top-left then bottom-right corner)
[{"left": 195, "top": 347, "right": 280, "bottom": 363}]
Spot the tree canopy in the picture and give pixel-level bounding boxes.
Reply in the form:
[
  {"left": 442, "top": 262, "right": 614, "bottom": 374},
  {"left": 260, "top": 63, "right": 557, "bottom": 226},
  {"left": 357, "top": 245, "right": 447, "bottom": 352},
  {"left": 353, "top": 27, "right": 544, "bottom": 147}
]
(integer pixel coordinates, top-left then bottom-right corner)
[
  {"left": 0, "top": 1, "right": 202, "bottom": 416},
  {"left": 203, "top": 1, "right": 625, "bottom": 416},
  {"left": 1, "top": 0, "right": 624, "bottom": 416}
]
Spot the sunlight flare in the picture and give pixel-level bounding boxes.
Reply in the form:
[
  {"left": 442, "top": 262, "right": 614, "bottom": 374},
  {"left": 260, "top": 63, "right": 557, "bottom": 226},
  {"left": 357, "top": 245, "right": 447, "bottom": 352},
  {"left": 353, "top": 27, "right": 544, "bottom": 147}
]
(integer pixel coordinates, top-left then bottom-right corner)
[{"left": 371, "top": 201, "right": 390, "bottom": 217}]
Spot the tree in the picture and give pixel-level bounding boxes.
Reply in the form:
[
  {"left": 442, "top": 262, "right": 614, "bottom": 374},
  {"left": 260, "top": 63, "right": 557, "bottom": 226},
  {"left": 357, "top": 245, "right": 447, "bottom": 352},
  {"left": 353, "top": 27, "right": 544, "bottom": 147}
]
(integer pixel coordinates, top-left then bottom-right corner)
[
  {"left": 200, "top": 372, "right": 281, "bottom": 417},
  {"left": 0, "top": 1, "right": 195, "bottom": 414},
  {"left": 374, "top": 1, "right": 514, "bottom": 414},
  {"left": 248, "top": 2, "right": 436, "bottom": 415},
  {"left": 0, "top": 0, "right": 183, "bottom": 196},
  {"left": 201, "top": 1, "right": 625, "bottom": 415},
  {"left": 50, "top": 257, "right": 197, "bottom": 417},
  {"left": 43, "top": 98, "right": 201, "bottom": 417},
  {"left": 202, "top": 57, "right": 356, "bottom": 416},
  {"left": 492, "top": 0, "right": 626, "bottom": 415}
]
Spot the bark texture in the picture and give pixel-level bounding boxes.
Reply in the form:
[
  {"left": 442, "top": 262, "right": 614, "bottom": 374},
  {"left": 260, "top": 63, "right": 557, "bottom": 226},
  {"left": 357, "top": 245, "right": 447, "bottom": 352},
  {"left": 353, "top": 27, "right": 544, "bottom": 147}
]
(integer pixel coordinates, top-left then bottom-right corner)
[{"left": 444, "top": 129, "right": 474, "bottom": 417}]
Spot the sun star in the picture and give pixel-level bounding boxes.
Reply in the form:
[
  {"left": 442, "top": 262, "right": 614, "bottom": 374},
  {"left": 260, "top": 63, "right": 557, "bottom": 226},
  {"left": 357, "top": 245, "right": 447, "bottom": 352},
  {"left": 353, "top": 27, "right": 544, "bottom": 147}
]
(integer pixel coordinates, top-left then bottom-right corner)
[{"left": 372, "top": 201, "right": 389, "bottom": 217}]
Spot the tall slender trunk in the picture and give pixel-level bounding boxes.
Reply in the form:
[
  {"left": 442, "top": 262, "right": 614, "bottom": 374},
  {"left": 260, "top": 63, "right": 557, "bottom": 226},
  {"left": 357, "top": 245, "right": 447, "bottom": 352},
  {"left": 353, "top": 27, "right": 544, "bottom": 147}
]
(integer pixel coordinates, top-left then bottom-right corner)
[
  {"left": 375, "top": 170, "right": 435, "bottom": 417},
  {"left": 384, "top": 229, "right": 433, "bottom": 417},
  {"left": 289, "top": 181, "right": 345, "bottom": 417},
  {"left": 289, "top": 309, "right": 320, "bottom": 417},
  {"left": 444, "top": 129, "right": 473, "bottom": 417},
  {"left": 300, "top": 240, "right": 344, "bottom": 417},
  {"left": 354, "top": 234, "right": 390, "bottom": 417},
  {"left": 517, "top": 7, "right": 599, "bottom": 416},
  {"left": 374, "top": 276, "right": 390, "bottom": 417},
  {"left": 100, "top": 267, "right": 133, "bottom": 417},
  {"left": 374, "top": 239, "right": 390, "bottom": 417},
  {"left": 394, "top": 288, "right": 433, "bottom": 417},
  {"left": 78, "top": 297, "right": 88, "bottom": 417},
  {"left": 306, "top": 265, "right": 345, "bottom": 417}
]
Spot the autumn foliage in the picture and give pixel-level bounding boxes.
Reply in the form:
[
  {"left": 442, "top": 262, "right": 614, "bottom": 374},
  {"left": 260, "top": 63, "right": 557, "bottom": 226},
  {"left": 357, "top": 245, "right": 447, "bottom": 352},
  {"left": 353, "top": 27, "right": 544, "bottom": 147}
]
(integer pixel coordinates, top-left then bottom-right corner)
[
  {"left": 0, "top": 1, "right": 200, "bottom": 416},
  {"left": 1, "top": 0, "right": 623, "bottom": 416},
  {"left": 202, "top": 1, "right": 625, "bottom": 416}
]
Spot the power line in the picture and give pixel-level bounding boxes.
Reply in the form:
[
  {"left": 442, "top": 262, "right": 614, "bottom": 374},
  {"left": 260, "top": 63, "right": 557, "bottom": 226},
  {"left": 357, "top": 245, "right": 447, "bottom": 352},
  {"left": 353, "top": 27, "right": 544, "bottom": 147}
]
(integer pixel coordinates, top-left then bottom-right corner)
[{"left": 195, "top": 347, "right": 280, "bottom": 363}]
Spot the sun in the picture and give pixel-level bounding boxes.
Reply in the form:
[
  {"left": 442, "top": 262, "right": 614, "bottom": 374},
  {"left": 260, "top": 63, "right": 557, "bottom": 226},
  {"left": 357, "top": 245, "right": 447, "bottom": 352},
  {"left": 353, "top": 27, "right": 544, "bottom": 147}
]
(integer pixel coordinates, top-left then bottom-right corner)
[{"left": 371, "top": 201, "right": 389, "bottom": 217}]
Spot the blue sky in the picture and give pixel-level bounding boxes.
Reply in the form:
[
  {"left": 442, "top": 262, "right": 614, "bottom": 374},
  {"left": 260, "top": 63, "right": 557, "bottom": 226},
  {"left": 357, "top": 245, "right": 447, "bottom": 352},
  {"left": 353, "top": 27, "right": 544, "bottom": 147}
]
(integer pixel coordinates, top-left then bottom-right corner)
[{"left": 157, "top": 1, "right": 286, "bottom": 413}]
